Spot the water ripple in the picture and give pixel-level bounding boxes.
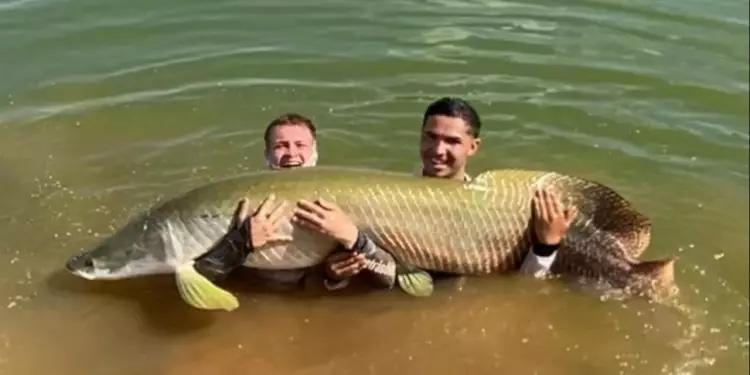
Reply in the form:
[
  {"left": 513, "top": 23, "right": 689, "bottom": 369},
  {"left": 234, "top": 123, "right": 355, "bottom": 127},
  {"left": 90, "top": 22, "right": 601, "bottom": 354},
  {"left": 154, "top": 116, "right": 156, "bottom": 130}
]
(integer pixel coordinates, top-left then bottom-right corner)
[
  {"left": 0, "top": 0, "right": 39, "bottom": 12},
  {"left": 0, "top": 78, "right": 378, "bottom": 125},
  {"left": 0, "top": 0, "right": 747, "bottom": 374}
]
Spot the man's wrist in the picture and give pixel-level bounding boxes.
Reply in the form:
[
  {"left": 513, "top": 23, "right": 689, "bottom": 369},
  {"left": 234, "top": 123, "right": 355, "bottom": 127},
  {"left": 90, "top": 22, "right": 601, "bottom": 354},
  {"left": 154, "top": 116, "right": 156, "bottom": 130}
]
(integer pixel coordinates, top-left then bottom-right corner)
[
  {"left": 532, "top": 241, "right": 560, "bottom": 257},
  {"left": 344, "top": 230, "right": 368, "bottom": 252}
]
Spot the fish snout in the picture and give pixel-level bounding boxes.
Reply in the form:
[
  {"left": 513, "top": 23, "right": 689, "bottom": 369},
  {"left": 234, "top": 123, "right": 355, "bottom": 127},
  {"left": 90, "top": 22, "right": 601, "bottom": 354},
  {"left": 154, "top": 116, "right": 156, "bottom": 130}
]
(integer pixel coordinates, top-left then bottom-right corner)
[{"left": 65, "top": 253, "right": 95, "bottom": 274}]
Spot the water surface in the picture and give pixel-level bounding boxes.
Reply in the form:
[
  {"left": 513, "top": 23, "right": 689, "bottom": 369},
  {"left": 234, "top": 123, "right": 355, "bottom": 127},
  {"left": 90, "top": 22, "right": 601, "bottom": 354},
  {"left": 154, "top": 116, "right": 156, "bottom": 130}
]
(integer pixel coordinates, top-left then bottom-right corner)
[{"left": 0, "top": 0, "right": 747, "bottom": 374}]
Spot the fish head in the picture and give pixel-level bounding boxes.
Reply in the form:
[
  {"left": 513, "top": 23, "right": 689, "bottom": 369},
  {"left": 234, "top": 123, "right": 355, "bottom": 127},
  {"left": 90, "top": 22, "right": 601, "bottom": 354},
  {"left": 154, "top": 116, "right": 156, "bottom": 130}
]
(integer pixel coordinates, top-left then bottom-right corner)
[{"left": 66, "top": 216, "right": 169, "bottom": 280}]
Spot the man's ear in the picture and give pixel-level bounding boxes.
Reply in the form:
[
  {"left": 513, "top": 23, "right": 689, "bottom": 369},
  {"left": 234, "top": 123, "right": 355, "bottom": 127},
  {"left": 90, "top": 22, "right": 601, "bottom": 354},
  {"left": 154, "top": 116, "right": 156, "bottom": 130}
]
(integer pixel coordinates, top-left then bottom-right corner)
[{"left": 468, "top": 137, "right": 481, "bottom": 156}]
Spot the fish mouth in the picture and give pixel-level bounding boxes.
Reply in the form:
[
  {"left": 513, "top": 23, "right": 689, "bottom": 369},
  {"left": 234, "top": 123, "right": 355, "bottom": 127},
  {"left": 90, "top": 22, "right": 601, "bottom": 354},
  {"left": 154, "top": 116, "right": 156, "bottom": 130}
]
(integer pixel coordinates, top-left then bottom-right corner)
[
  {"left": 65, "top": 253, "right": 98, "bottom": 280},
  {"left": 65, "top": 253, "right": 92, "bottom": 272}
]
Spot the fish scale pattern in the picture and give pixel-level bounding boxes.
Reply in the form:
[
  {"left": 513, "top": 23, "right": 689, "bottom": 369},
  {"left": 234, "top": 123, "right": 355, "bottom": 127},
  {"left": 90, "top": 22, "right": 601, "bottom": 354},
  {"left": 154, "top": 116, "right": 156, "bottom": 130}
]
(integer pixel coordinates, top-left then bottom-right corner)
[
  {"left": 147, "top": 167, "right": 651, "bottom": 284},
  {"left": 239, "top": 170, "right": 552, "bottom": 274}
]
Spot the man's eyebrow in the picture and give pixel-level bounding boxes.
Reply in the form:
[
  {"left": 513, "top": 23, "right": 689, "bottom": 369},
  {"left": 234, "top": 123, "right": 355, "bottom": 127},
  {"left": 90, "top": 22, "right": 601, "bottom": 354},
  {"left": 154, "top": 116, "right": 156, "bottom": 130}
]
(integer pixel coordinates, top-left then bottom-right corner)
[{"left": 425, "top": 131, "right": 461, "bottom": 141}]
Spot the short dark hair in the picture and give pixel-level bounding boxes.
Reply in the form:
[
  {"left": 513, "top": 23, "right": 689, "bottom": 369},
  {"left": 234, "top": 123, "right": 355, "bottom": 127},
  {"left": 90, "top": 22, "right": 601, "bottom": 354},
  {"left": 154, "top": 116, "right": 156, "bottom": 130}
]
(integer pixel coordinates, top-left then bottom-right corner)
[
  {"left": 421, "top": 97, "right": 481, "bottom": 137},
  {"left": 263, "top": 113, "right": 317, "bottom": 146}
]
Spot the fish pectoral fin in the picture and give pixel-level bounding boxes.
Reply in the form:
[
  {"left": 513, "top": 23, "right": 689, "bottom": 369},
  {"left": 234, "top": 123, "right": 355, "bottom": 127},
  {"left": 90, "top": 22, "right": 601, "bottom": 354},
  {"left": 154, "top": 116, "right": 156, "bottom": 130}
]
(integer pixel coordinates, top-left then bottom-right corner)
[
  {"left": 175, "top": 262, "right": 240, "bottom": 311},
  {"left": 395, "top": 264, "right": 434, "bottom": 297}
]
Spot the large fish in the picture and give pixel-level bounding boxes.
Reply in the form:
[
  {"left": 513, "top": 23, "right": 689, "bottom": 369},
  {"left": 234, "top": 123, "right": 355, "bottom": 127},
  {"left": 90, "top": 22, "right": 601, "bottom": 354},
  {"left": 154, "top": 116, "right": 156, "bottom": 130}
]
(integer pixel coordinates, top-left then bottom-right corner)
[{"left": 65, "top": 166, "right": 677, "bottom": 311}]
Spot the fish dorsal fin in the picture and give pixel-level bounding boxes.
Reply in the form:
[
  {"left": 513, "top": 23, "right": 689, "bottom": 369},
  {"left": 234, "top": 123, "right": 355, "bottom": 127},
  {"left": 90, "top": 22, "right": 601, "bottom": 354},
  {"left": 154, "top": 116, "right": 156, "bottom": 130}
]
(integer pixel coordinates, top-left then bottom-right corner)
[
  {"left": 628, "top": 257, "right": 679, "bottom": 300},
  {"left": 573, "top": 178, "right": 653, "bottom": 259},
  {"left": 632, "top": 258, "right": 676, "bottom": 286}
]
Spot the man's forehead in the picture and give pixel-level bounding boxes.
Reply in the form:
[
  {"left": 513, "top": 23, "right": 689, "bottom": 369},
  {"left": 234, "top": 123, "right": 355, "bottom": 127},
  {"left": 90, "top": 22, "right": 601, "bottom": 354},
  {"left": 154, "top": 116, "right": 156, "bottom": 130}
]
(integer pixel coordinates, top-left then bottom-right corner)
[
  {"left": 269, "top": 124, "right": 314, "bottom": 142},
  {"left": 422, "top": 115, "right": 471, "bottom": 137}
]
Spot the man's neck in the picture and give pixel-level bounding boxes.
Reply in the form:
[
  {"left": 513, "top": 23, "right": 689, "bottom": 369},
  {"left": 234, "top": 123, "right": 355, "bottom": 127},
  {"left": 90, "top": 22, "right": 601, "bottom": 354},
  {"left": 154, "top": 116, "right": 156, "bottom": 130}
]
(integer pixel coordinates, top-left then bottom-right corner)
[{"left": 421, "top": 168, "right": 469, "bottom": 182}]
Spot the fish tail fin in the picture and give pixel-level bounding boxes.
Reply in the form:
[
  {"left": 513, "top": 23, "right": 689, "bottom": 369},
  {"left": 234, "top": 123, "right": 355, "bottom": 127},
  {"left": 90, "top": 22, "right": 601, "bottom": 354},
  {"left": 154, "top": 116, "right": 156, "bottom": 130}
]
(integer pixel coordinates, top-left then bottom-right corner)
[
  {"left": 629, "top": 257, "right": 679, "bottom": 299},
  {"left": 175, "top": 262, "right": 240, "bottom": 311}
]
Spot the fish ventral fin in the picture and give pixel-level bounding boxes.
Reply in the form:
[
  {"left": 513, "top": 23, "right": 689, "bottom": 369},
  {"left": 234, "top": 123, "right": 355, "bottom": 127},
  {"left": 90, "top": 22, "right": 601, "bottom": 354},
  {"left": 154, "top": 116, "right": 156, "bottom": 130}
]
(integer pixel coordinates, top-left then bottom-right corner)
[
  {"left": 175, "top": 262, "right": 240, "bottom": 311},
  {"left": 396, "top": 263, "right": 434, "bottom": 297}
]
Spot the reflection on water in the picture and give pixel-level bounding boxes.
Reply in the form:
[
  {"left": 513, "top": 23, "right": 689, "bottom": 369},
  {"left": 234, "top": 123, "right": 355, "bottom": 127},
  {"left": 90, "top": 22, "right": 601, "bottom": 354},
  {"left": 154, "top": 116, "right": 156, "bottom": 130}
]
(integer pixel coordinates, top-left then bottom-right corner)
[{"left": 0, "top": 0, "right": 748, "bottom": 374}]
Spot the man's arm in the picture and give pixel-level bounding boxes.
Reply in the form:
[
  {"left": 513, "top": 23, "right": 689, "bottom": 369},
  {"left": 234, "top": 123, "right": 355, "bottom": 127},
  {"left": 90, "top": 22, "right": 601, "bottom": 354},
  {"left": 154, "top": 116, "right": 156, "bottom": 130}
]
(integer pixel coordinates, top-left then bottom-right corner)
[
  {"left": 194, "top": 196, "right": 292, "bottom": 283},
  {"left": 520, "top": 188, "right": 577, "bottom": 278},
  {"left": 194, "top": 222, "right": 254, "bottom": 282}
]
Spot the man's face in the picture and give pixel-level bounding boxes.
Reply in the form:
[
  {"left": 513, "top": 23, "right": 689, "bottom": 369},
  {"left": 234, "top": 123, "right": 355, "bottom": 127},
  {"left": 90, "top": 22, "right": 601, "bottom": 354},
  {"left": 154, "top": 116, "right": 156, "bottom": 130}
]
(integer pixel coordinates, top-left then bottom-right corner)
[
  {"left": 265, "top": 124, "right": 317, "bottom": 169},
  {"left": 420, "top": 115, "right": 480, "bottom": 180}
]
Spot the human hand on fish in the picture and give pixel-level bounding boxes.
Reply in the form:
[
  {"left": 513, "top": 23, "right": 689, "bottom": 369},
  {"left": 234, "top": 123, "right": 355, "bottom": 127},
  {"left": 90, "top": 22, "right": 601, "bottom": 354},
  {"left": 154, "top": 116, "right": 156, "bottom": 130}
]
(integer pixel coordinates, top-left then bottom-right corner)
[
  {"left": 532, "top": 189, "right": 579, "bottom": 246},
  {"left": 324, "top": 251, "right": 367, "bottom": 280},
  {"left": 233, "top": 194, "right": 291, "bottom": 249},
  {"left": 291, "top": 199, "right": 360, "bottom": 250}
]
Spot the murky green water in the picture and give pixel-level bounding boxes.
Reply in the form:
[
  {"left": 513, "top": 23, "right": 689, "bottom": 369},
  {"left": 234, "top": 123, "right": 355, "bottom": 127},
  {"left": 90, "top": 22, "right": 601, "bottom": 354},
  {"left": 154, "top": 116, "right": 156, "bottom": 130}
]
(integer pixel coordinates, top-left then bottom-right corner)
[{"left": 0, "top": 0, "right": 747, "bottom": 374}]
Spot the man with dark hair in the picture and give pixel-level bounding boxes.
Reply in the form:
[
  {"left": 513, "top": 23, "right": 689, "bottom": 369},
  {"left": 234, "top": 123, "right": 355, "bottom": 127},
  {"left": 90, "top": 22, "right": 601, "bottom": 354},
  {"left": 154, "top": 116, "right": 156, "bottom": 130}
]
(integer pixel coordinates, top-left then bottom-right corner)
[
  {"left": 317, "top": 97, "right": 577, "bottom": 290},
  {"left": 418, "top": 96, "right": 482, "bottom": 181}
]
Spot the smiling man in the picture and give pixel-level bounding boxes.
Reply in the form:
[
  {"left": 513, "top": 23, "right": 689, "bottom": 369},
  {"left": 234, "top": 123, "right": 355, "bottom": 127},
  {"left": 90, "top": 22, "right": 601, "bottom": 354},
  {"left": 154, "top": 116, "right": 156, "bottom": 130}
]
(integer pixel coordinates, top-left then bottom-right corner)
[
  {"left": 309, "top": 97, "right": 577, "bottom": 291},
  {"left": 263, "top": 113, "right": 319, "bottom": 169}
]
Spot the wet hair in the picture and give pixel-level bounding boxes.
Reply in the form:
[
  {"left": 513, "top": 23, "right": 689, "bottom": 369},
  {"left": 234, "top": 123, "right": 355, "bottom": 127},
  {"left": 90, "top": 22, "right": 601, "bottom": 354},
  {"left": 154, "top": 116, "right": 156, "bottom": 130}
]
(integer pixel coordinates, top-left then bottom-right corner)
[
  {"left": 263, "top": 113, "right": 317, "bottom": 147},
  {"left": 421, "top": 97, "right": 481, "bottom": 138}
]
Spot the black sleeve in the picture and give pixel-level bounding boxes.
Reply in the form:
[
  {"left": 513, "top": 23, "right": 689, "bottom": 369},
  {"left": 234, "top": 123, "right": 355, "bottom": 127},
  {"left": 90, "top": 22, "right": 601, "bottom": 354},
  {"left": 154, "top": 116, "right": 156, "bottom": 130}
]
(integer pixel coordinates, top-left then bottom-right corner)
[
  {"left": 193, "top": 221, "right": 254, "bottom": 282},
  {"left": 531, "top": 241, "right": 560, "bottom": 257}
]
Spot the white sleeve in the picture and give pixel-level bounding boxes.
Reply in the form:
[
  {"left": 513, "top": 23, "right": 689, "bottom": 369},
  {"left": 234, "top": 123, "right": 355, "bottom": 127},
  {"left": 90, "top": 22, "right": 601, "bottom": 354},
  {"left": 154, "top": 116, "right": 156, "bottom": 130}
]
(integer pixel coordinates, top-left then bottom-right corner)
[{"left": 519, "top": 249, "right": 557, "bottom": 278}]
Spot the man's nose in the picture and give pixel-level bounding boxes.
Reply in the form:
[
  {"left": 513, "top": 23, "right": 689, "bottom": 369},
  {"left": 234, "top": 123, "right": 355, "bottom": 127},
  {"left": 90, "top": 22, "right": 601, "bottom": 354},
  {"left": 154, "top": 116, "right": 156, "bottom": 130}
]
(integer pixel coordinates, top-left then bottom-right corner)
[
  {"left": 287, "top": 144, "right": 299, "bottom": 155},
  {"left": 433, "top": 141, "right": 449, "bottom": 155},
  {"left": 279, "top": 145, "right": 297, "bottom": 157}
]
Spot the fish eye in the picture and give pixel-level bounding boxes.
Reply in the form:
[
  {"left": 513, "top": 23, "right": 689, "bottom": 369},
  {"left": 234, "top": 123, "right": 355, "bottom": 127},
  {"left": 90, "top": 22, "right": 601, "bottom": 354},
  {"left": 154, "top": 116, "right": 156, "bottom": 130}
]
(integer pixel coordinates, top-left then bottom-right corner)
[{"left": 84, "top": 258, "right": 94, "bottom": 268}]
